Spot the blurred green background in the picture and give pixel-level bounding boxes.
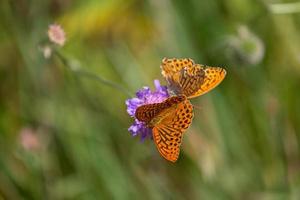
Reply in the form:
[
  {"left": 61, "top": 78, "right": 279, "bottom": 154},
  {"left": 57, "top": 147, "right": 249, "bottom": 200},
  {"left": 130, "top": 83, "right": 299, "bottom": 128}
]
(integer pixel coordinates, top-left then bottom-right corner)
[{"left": 1, "top": 0, "right": 300, "bottom": 199}]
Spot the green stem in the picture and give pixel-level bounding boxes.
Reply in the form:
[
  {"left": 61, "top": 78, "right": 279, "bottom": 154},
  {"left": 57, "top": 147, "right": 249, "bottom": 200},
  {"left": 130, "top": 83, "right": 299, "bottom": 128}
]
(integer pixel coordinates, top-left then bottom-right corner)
[
  {"left": 54, "top": 50, "right": 133, "bottom": 97},
  {"left": 269, "top": 2, "right": 300, "bottom": 14}
]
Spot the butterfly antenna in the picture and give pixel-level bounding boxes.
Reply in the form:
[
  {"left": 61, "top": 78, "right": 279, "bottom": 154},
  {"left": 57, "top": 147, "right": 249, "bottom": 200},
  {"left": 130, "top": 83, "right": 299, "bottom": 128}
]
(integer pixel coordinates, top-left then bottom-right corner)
[{"left": 193, "top": 104, "right": 202, "bottom": 111}]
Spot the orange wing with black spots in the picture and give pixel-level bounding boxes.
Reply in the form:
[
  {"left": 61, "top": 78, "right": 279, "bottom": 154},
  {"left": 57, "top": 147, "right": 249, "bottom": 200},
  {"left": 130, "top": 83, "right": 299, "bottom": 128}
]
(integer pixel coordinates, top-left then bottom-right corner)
[
  {"left": 160, "top": 58, "right": 226, "bottom": 98},
  {"left": 152, "top": 99, "right": 193, "bottom": 162},
  {"left": 135, "top": 95, "right": 193, "bottom": 162},
  {"left": 135, "top": 95, "right": 186, "bottom": 125},
  {"left": 161, "top": 58, "right": 195, "bottom": 81}
]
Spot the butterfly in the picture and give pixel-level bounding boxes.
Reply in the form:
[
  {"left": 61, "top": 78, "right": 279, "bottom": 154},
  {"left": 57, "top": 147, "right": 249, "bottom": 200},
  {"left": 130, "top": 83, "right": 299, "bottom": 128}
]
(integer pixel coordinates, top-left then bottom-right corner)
[
  {"left": 161, "top": 58, "right": 226, "bottom": 98},
  {"left": 134, "top": 58, "right": 226, "bottom": 162},
  {"left": 135, "top": 95, "right": 193, "bottom": 162}
]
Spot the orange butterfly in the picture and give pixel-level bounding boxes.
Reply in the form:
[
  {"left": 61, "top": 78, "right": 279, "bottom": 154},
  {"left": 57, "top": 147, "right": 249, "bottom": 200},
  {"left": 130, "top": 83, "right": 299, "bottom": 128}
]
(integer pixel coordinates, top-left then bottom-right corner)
[
  {"left": 161, "top": 58, "right": 226, "bottom": 98},
  {"left": 135, "top": 58, "right": 226, "bottom": 162},
  {"left": 135, "top": 95, "right": 193, "bottom": 162}
]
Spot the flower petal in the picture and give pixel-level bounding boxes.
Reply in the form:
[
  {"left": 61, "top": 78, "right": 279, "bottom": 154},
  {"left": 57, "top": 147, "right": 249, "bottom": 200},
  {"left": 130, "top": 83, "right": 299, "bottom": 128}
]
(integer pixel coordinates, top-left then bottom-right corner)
[
  {"left": 154, "top": 79, "right": 161, "bottom": 90},
  {"left": 126, "top": 98, "right": 143, "bottom": 116},
  {"left": 136, "top": 87, "right": 151, "bottom": 99}
]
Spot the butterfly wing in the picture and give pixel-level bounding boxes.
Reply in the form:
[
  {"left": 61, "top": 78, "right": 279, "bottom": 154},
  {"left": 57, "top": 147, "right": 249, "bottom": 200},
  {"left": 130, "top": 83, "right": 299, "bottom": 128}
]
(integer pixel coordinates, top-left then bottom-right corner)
[
  {"left": 135, "top": 95, "right": 193, "bottom": 162},
  {"left": 179, "top": 64, "right": 226, "bottom": 98},
  {"left": 161, "top": 58, "right": 195, "bottom": 82},
  {"left": 161, "top": 58, "right": 226, "bottom": 99},
  {"left": 152, "top": 99, "right": 193, "bottom": 162},
  {"left": 135, "top": 95, "right": 186, "bottom": 125}
]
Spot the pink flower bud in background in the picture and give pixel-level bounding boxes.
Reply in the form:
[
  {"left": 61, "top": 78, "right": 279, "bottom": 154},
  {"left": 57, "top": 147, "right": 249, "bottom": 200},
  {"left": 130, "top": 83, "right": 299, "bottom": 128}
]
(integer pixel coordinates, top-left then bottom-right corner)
[
  {"left": 42, "top": 45, "right": 52, "bottom": 58},
  {"left": 48, "top": 24, "right": 66, "bottom": 46},
  {"left": 19, "top": 127, "right": 40, "bottom": 151}
]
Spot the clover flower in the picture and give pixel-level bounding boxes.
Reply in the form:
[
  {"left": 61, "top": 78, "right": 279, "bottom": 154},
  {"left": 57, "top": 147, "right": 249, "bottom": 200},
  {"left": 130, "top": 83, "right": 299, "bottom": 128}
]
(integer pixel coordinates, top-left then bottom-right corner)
[
  {"left": 126, "top": 80, "right": 169, "bottom": 140},
  {"left": 48, "top": 24, "right": 66, "bottom": 46},
  {"left": 19, "top": 127, "right": 40, "bottom": 151}
]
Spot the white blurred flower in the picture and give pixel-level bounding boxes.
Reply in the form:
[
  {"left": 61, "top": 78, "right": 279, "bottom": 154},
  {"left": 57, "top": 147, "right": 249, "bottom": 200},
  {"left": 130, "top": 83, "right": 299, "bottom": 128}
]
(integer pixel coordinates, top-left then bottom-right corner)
[
  {"left": 227, "top": 26, "right": 265, "bottom": 65},
  {"left": 43, "top": 45, "right": 52, "bottom": 58},
  {"left": 48, "top": 24, "right": 66, "bottom": 46}
]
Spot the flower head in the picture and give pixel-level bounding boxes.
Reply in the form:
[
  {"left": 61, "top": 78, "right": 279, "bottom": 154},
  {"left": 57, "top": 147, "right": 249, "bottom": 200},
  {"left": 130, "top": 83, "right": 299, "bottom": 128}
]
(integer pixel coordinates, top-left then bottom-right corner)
[
  {"left": 48, "top": 24, "right": 66, "bottom": 46},
  {"left": 226, "top": 25, "right": 265, "bottom": 65},
  {"left": 19, "top": 127, "right": 40, "bottom": 151},
  {"left": 126, "top": 80, "right": 169, "bottom": 140}
]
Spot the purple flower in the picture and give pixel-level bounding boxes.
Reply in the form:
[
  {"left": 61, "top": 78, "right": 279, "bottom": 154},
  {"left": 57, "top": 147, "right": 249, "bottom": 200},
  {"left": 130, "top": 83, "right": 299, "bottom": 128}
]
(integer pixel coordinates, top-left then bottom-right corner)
[{"left": 126, "top": 80, "right": 169, "bottom": 140}]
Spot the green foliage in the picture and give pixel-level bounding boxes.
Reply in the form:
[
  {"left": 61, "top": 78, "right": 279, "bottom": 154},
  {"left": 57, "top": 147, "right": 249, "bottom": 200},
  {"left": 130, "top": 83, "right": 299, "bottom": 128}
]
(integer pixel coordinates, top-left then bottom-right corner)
[{"left": 1, "top": 0, "right": 300, "bottom": 199}]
